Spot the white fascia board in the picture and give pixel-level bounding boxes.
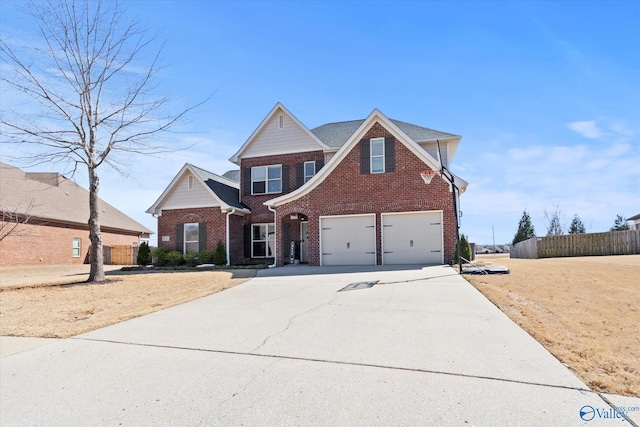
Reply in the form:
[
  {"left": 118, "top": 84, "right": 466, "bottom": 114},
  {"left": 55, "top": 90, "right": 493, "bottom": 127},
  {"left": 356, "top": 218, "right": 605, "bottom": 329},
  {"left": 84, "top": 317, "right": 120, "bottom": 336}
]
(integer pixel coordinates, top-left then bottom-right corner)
[
  {"left": 265, "top": 109, "right": 442, "bottom": 207},
  {"left": 146, "top": 163, "right": 231, "bottom": 214},
  {"left": 228, "top": 102, "right": 330, "bottom": 165}
]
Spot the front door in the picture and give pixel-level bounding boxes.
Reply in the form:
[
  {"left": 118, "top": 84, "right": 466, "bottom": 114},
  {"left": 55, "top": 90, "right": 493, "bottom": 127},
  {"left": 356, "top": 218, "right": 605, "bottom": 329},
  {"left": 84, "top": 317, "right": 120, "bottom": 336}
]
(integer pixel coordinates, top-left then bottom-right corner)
[{"left": 300, "top": 221, "right": 309, "bottom": 263}]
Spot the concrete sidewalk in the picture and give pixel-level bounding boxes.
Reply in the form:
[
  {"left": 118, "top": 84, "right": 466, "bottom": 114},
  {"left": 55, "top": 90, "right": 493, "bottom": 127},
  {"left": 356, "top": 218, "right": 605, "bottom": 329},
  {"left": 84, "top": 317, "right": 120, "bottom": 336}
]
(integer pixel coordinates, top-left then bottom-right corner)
[{"left": 1, "top": 265, "right": 637, "bottom": 425}]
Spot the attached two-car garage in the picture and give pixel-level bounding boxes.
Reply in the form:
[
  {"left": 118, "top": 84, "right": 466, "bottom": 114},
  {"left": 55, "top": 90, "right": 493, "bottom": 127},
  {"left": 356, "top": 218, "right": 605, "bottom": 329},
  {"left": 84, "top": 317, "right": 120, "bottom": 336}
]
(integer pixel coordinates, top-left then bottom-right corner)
[{"left": 320, "top": 211, "right": 443, "bottom": 266}]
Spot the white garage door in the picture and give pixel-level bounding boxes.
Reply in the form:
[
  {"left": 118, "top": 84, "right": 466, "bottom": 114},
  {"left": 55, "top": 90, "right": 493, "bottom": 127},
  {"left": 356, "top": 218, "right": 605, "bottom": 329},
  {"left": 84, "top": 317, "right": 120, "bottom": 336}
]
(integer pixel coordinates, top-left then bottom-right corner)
[
  {"left": 382, "top": 211, "right": 443, "bottom": 265},
  {"left": 320, "top": 214, "right": 376, "bottom": 266}
]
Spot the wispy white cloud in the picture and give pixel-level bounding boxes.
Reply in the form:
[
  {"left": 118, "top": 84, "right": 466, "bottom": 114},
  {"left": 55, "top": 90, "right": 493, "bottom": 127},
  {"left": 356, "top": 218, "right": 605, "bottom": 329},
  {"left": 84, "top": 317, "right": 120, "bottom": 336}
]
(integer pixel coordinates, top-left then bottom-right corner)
[{"left": 567, "top": 121, "right": 602, "bottom": 139}]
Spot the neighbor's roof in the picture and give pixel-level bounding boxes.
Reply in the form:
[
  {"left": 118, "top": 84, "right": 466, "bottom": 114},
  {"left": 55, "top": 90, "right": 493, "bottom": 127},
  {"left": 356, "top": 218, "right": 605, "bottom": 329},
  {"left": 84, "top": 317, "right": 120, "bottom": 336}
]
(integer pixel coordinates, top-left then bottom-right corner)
[
  {"left": 222, "top": 170, "right": 240, "bottom": 183},
  {"left": 310, "top": 119, "right": 460, "bottom": 148},
  {"left": 628, "top": 213, "right": 640, "bottom": 221},
  {"left": 0, "top": 162, "right": 152, "bottom": 234}
]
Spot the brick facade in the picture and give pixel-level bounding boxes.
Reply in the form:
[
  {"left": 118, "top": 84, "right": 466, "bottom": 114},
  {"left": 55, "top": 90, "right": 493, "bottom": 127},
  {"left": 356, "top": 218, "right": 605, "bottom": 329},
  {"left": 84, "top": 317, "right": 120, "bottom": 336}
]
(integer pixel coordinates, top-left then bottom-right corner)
[
  {"left": 0, "top": 219, "right": 140, "bottom": 266},
  {"left": 157, "top": 207, "right": 227, "bottom": 251},
  {"left": 273, "top": 122, "right": 457, "bottom": 266},
  {"left": 155, "top": 121, "right": 460, "bottom": 267}
]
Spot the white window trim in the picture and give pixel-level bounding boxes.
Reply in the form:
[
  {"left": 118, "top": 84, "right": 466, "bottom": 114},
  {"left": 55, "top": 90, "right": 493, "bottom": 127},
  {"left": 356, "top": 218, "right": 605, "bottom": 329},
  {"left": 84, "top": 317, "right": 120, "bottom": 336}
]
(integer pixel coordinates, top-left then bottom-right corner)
[
  {"left": 251, "top": 165, "right": 282, "bottom": 195},
  {"left": 304, "top": 161, "right": 316, "bottom": 183},
  {"left": 188, "top": 175, "right": 194, "bottom": 190},
  {"left": 72, "top": 238, "right": 81, "bottom": 258},
  {"left": 251, "top": 223, "right": 275, "bottom": 258},
  {"left": 278, "top": 114, "right": 284, "bottom": 129},
  {"left": 184, "top": 223, "right": 199, "bottom": 254},
  {"left": 370, "top": 137, "right": 385, "bottom": 174}
]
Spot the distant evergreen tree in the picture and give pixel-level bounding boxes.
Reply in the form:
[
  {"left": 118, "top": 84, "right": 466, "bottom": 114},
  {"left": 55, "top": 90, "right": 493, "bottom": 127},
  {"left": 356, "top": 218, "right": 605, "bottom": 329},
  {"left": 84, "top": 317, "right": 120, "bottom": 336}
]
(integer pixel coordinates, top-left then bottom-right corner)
[
  {"left": 513, "top": 210, "right": 536, "bottom": 245},
  {"left": 611, "top": 214, "right": 630, "bottom": 231},
  {"left": 136, "top": 242, "right": 151, "bottom": 266},
  {"left": 568, "top": 215, "right": 586, "bottom": 234}
]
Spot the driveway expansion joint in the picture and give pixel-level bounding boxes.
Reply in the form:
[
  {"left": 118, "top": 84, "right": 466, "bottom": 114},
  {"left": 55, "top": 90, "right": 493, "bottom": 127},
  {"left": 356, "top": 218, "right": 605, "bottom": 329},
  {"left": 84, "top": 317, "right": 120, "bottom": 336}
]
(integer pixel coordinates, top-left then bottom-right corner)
[{"left": 74, "top": 337, "right": 595, "bottom": 395}]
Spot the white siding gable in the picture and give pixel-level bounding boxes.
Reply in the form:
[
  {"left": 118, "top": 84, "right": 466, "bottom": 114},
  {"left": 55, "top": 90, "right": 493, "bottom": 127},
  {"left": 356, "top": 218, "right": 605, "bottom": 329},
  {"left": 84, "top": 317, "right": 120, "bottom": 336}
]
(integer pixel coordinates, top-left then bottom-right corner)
[
  {"left": 420, "top": 141, "right": 449, "bottom": 168},
  {"left": 158, "top": 172, "right": 219, "bottom": 212},
  {"left": 242, "top": 108, "right": 323, "bottom": 159}
]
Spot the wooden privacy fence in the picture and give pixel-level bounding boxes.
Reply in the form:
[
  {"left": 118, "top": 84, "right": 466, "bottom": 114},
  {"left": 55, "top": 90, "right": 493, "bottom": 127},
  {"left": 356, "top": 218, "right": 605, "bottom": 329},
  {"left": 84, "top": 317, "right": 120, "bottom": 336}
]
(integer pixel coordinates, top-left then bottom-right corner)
[
  {"left": 512, "top": 230, "right": 640, "bottom": 259},
  {"left": 88, "top": 245, "right": 139, "bottom": 265}
]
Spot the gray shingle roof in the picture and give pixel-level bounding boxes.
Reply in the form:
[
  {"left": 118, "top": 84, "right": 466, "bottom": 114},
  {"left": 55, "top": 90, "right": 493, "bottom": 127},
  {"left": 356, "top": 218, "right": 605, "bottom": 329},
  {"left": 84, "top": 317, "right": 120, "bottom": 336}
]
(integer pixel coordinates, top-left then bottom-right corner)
[
  {"left": 310, "top": 119, "right": 459, "bottom": 148},
  {"left": 222, "top": 170, "right": 240, "bottom": 183},
  {"left": 0, "top": 162, "right": 152, "bottom": 234}
]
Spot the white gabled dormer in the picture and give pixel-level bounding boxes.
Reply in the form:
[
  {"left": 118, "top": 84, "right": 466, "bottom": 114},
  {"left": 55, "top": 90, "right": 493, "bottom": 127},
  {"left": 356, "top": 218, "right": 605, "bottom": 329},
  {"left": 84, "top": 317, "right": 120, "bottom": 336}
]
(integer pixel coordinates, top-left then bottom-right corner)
[
  {"left": 146, "top": 163, "right": 249, "bottom": 216},
  {"left": 229, "top": 102, "right": 329, "bottom": 165}
]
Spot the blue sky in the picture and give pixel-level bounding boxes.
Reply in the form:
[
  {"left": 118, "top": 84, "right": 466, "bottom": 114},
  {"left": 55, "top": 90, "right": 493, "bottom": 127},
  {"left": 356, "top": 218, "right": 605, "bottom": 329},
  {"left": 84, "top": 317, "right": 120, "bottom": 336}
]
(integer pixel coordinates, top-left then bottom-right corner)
[{"left": 1, "top": 1, "right": 639, "bottom": 246}]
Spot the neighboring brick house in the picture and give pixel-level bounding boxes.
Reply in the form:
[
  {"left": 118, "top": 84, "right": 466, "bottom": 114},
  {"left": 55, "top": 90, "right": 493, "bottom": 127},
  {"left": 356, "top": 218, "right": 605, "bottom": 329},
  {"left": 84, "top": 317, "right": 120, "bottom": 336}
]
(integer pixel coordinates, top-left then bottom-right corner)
[
  {"left": 0, "top": 162, "right": 152, "bottom": 266},
  {"left": 148, "top": 103, "right": 468, "bottom": 266}
]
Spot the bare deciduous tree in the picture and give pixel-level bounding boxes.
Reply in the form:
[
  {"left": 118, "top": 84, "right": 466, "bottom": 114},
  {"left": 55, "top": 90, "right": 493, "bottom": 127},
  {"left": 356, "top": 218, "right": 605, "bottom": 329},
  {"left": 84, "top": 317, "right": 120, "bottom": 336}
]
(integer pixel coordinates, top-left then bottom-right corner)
[
  {"left": 544, "top": 204, "right": 565, "bottom": 236},
  {"left": 0, "top": 200, "right": 35, "bottom": 242},
  {"left": 1, "top": 0, "right": 204, "bottom": 282}
]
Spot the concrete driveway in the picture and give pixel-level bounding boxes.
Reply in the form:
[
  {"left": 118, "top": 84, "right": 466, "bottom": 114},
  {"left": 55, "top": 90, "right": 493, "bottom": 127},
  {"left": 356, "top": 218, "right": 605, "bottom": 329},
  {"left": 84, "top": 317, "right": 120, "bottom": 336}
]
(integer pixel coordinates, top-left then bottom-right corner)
[{"left": 1, "top": 265, "right": 636, "bottom": 425}]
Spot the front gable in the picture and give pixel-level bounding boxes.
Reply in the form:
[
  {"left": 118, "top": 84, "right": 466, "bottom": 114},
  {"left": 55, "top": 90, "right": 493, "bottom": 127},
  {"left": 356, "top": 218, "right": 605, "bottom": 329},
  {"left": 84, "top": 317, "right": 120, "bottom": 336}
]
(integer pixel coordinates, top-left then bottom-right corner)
[
  {"left": 147, "top": 164, "right": 247, "bottom": 216},
  {"left": 265, "top": 109, "right": 453, "bottom": 207},
  {"left": 229, "top": 103, "right": 328, "bottom": 164}
]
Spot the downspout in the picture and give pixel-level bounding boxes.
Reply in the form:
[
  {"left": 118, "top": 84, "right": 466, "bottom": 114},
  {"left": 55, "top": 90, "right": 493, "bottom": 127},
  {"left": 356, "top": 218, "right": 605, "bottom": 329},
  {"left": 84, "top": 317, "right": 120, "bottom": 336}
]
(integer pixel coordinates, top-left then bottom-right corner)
[
  {"left": 225, "top": 208, "right": 237, "bottom": 266},
  {"left": 268, "top": 205, "right": 277, "bottom": 268}
]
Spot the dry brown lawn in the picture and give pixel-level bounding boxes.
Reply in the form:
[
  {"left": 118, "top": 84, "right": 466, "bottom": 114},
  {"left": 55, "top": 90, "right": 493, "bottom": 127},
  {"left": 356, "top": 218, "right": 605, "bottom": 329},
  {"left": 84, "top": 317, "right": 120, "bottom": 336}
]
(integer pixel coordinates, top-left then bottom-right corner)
[
  {"left": 0, "top": 270, "right": 254, "bottom": 338},
  {"left": 465, "top": 254, "right": 639, "bottom": 397}
]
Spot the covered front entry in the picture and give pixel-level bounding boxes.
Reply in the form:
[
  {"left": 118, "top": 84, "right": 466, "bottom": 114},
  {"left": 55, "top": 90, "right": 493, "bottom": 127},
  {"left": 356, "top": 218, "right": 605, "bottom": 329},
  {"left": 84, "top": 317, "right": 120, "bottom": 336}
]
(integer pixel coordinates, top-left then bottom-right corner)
[
  {"left": 320, "top": 214, "right": 376, "bottom": 266},
  {"left": 382, "top": 211, "right": 443, "bottom": 264}
]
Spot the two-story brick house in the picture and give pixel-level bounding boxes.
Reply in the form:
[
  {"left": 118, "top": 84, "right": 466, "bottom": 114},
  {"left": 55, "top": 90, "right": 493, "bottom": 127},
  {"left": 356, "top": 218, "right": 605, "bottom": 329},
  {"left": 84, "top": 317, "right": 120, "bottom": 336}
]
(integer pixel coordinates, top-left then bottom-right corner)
[{"left": 147, "top": 103, "right": 468, "bottom": 266}]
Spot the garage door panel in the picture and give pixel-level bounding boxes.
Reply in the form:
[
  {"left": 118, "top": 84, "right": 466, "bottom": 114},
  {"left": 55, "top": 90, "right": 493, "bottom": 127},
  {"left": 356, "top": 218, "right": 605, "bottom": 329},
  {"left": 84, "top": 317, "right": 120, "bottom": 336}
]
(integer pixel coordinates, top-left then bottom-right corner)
[
  {"left": 382, "top": 211, "right": 443, "bottom": 265},
  {"left": 321, "top": 215, "right": 376, "bottom": 266}
]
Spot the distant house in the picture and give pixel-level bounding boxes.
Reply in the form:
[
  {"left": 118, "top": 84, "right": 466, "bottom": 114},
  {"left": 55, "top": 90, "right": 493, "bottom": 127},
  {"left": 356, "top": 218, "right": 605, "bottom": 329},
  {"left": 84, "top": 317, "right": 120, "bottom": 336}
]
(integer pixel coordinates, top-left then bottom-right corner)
[
  {"left": 148, "top": 103, "right": 469, "bottom": 266},
  {"left": 627, "top": 214, "right": 640, "bottom": 231},
  {"left": 0, "top": 162, "right": 152, "bottom": 266}
]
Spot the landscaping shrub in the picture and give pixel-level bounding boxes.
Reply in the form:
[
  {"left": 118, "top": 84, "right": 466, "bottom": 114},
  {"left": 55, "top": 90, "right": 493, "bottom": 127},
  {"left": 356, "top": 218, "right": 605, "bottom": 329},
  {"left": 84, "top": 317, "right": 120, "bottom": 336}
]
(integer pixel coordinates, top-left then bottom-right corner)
[
  {"left": 136, "top": 242, "right": 152, "bottom": 266},
  {"left": 151, "top": 246, "right": 171, "bottom": 266},
  {"left": 198, "top": 249, "right": 215, "bottom": 264},
  {"left": 213, "top": 241, "right": 227, "bottom": 266},
  {"left": 165, "top": 251, "right": 185, "bottom": 267},
  {"left": 184, "top": 252, "right": 199, "bottom": 267},
  {"left": 454, "top": 234, "right": 472, "bottom": 264}
]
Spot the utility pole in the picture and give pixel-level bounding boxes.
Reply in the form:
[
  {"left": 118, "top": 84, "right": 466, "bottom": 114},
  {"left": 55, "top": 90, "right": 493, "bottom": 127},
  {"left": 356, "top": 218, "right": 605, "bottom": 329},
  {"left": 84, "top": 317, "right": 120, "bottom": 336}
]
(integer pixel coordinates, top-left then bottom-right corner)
[{"left": 492, "top": 226, "right": 496, "bottom": 254}]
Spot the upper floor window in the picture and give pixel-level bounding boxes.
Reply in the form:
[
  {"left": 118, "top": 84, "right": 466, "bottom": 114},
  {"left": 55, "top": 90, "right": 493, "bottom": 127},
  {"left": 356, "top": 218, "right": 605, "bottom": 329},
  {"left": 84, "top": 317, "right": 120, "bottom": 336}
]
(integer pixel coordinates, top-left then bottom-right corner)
[
  {"left": 188, "top": 175, "right": 194, "bottom": 190},
  {"left": 304, "top": 161, "right": 316, "bottom": 183},
  {"left": 252, "top": 165, "right": 282, "bottom": 194},
  {"left": 370, "top": 138, "right": 385, "bottom": 174},
  {"left": 278, "top": 114, "right": 284, "bottom": 129}
]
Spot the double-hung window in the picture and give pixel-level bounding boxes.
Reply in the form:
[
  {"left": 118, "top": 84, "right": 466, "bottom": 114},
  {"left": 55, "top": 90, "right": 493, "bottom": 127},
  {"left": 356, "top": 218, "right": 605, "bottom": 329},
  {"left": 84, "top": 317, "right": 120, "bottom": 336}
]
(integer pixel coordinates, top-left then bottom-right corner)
[
  {"left": 370, "top": 138, "right": 385, "bottom": 174},
  {"left": 184, "top": 223, "right": 199, "bottom": 254},
  {"left": 252, "top": 224, "right": 275, "bottom": 257},
  {"left": 304, "top": 161, "right": 316, "bottom": 183},
  {"left": 72, "top": 238, "right": 81, "bottom": 258},
  {"left": 252, "top": 165, "right": 282, "bottom": 194}
]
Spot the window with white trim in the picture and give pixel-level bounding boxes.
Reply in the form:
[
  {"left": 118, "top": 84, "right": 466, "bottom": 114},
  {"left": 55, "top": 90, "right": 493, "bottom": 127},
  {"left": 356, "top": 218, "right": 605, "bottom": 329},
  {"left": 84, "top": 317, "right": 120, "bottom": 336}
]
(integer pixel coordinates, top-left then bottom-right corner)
[
  {"left": 72, "top": 238, "right": 81, "bottom": 258},
  {"left": 304, "top": 161, "right": 315, "bottom": 183},
  {"left": 184, "top": 223, "right": 199, "bottom": 254},
  {"left": 252, "top": 165, "right": 282, "bottom": 194},
  {"left": 278, "top": 114, "right": 284, "bottom": 129},
  {"left": 252, "top": 224, "right": 275, "bottom": 257},
  {"left": 370, "top": 138, "right": 385, "bottom": 174},
  {"left": 188, "top": 175, "right": 194, "bottom": 190}
]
